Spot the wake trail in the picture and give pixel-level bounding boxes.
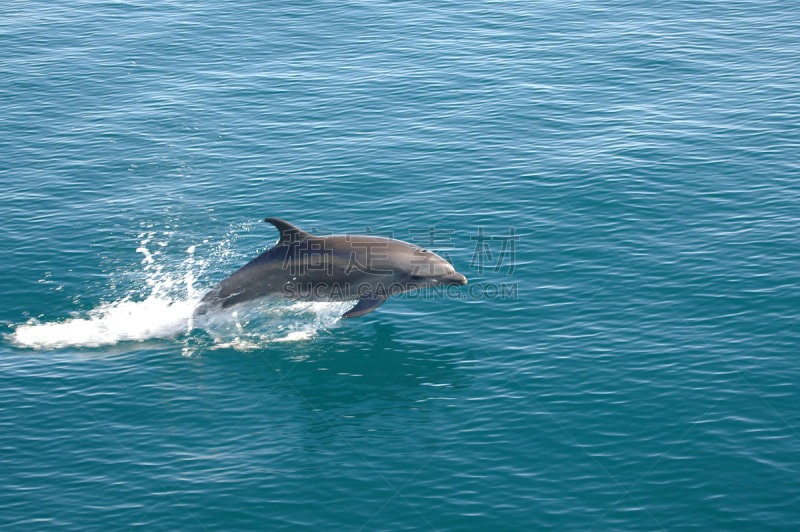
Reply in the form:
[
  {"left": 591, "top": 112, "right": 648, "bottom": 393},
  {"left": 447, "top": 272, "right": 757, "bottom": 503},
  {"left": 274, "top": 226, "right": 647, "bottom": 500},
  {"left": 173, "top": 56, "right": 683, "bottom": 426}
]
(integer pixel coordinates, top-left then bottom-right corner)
[{"left": 9, "top": 234, "right": 351, "bottom": 351}]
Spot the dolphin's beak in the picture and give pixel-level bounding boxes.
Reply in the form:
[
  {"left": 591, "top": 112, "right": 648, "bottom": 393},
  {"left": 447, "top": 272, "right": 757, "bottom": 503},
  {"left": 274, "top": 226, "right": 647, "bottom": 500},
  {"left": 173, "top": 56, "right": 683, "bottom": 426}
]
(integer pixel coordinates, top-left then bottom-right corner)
[{"left": 441, "top": 272, "right": 468, "bottom": 286}]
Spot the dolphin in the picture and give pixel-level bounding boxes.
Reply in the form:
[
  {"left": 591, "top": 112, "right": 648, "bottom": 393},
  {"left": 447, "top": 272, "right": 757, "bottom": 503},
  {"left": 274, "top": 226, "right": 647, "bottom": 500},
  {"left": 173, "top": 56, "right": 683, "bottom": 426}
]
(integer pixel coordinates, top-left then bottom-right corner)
[{"left": 195, "top": 218, "right": 468, "bottom": 318}]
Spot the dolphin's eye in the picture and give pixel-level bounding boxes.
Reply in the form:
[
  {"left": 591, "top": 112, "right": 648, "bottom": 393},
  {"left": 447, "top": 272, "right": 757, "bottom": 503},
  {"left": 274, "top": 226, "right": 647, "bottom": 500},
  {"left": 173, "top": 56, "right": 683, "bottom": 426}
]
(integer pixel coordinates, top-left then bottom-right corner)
[{"left": 411, "top": 274, "right": 424, "bottom": 280}]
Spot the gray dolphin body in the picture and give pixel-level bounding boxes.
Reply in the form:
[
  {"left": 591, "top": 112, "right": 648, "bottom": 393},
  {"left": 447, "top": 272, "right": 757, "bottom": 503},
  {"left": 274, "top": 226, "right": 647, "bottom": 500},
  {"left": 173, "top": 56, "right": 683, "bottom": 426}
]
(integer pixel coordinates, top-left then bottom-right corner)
[{"left": 196, "top": 218, "right": 468, "bottom": 318}]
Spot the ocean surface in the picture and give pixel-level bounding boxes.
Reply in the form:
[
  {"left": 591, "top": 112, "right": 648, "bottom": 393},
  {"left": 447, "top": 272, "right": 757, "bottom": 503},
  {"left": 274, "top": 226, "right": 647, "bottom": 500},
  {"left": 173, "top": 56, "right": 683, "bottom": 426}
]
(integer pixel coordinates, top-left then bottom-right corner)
[{"left": 2, "top": 1, "right": 799, "bottom": 530}]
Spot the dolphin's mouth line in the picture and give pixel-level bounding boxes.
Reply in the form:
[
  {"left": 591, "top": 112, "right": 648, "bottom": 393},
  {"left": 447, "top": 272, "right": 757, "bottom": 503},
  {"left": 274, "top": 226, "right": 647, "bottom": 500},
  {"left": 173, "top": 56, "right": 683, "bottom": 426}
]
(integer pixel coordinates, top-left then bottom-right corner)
[{"left": 436, "top": 273, "right": 468, "bottom": 286}]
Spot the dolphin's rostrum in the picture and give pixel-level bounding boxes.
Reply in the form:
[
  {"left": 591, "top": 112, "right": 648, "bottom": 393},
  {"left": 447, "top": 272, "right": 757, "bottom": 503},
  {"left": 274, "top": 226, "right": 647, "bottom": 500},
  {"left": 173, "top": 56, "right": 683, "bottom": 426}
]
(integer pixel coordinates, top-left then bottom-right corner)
[{"left": 196, "top": 218, "right": 468, "bottom": 318}]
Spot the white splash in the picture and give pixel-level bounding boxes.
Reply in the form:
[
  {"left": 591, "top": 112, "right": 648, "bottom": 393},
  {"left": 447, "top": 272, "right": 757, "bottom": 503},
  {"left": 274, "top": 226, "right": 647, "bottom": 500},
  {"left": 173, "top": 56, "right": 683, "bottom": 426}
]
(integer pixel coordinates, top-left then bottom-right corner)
[
  {"left": 197, "top": 300, "right": 353, "bottom": 349},
  {"left": 10, "top": 232, "right": 352, "bottom": 351},
  {"left": 11, "top": 296, "right": 200, "bottom": 349}
]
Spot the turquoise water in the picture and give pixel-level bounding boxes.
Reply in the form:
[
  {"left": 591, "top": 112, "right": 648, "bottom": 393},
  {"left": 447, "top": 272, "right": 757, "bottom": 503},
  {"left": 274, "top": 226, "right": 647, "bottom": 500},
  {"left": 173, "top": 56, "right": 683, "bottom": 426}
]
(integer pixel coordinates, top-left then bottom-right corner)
[{"left": 2, "top": 0, "right": 800, "bottom": 529}]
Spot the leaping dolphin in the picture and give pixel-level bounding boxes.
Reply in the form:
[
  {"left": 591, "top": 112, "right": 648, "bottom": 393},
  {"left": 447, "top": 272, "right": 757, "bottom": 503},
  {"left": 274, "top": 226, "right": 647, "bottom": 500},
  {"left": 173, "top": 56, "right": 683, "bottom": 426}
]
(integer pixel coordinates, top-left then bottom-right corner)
[{"left": 195, "top": 218, "right": 468, "bottom": 318}]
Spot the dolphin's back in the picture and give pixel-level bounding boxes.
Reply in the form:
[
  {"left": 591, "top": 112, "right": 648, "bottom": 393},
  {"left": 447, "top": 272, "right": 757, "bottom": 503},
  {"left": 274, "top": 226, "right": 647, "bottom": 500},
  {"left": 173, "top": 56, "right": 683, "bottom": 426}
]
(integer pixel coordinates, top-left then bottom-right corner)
[{"left": 198, "top": 246, "right": 290, "bottom": 310}]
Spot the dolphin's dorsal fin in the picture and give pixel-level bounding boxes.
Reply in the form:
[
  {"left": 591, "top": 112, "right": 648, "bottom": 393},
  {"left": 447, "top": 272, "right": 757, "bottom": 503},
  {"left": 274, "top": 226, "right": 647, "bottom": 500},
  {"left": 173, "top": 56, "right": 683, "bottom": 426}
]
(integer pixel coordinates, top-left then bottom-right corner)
[{"left": 264, "top": 218, "right": 313, "bottom": 245}]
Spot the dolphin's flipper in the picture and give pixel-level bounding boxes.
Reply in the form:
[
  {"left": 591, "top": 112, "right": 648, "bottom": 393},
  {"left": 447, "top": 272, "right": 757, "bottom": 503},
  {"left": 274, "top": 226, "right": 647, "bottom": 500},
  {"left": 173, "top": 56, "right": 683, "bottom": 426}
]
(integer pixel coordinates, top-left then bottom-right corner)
[
  {"left": 342, "top": 295, "right": 387, "bottom": 318},
  {"left": 264, "top": 218, "right": 312, "bottom": 245}
]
